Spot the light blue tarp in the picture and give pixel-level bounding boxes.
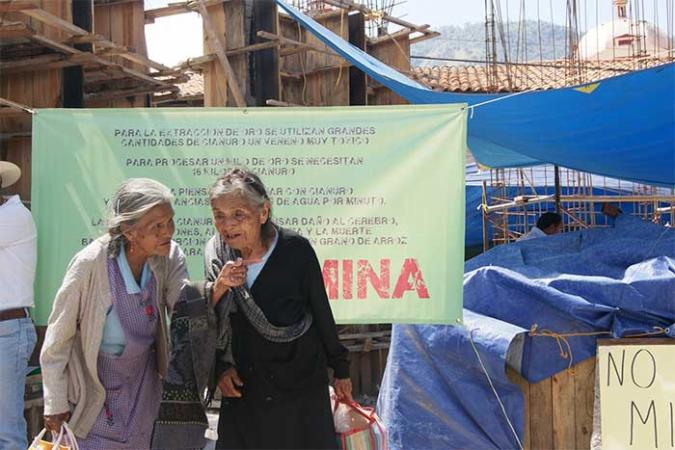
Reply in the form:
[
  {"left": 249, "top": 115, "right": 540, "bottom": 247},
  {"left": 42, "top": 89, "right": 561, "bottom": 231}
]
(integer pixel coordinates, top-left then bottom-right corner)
[
  {"left": 277, "top": 1, "right": 675, "bottom": 187},
  {"left": 378, "top": 216, "right": 675, "bottom": 449}
]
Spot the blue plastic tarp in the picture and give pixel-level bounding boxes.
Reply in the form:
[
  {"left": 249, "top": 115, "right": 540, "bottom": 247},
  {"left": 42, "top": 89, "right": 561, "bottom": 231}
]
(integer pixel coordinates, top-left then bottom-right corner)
[
  {"left": 378, "top": 311, "right": 526, "bottom": 450},
  {"left": 277, "top": 1, "right": 675, "bottom": 187},
  {"left": 378, "top": 217, "right": 675, "bottom": 449}
]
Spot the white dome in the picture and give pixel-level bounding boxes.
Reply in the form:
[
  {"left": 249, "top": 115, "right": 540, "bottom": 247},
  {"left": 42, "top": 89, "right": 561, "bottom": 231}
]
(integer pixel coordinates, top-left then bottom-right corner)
[{"left": 578, "top": 18, "right": 671, "bottom": 60}]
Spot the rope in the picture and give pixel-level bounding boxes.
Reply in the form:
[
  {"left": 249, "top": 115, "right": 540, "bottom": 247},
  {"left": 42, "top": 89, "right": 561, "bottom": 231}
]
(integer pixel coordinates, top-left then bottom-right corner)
[
  {"left": 0, "top": 98, "right": 35, "bottom": 115},
  {"left": 465, "top": 57, "right": 627, "bottom": 117},
  {"left": 528, "top": 323, "right": 669, "bottom": 369},
  {"left": 467, "top": 327, "right": 524, "bottom": 450},
  {"left": 466, "top": 88, "right": 538, "bottom": 119}
]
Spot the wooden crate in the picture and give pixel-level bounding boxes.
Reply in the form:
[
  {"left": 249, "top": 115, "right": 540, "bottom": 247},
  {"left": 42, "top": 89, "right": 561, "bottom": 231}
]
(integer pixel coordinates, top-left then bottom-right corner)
[
  {"left": 340, "top": 325, "right": 390, "bottom": 399},
  {"left": 507, "top": 357, "right": 596, "bottom": 450}
]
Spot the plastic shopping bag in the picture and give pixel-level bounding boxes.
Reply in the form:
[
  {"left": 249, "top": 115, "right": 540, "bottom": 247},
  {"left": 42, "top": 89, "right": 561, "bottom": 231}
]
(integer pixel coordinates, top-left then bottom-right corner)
[
  {"left": 330, "top": 388, "right": 388, "bottom": 450},
  {"left": 28, "top": 422, "right": 79, "bottom": 450}
]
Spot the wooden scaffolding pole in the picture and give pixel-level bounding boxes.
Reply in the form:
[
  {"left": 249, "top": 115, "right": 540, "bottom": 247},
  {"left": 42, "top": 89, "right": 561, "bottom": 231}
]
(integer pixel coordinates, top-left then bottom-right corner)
[{"left": 196, "top": 0, "right": 246, "bottom": 107}]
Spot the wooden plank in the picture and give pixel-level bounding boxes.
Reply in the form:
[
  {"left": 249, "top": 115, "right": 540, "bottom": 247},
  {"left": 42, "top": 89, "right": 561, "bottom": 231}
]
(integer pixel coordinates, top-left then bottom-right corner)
[
  {"left": 321, "top": 0, "right": 432, "bottom": 32},
  {"left": 62, "top": 61, "right": 85, "bottom": 107},
  {"left": 94, "top": 3, "right": 112, "bottom": 52},
  {"left": 0, "top": 29, "right": 33, "bottom": 39},
  {"left": 144, "top": 3, "right": 190, "bottom": 22},
  {"left": 359, "top": 351, "right": 372, "bottom": 396},
  {"left": 258, "top": 30, "right": 335, "bottom": 57},
  {"left": 130, "top": 0, "right": 146, "bottom": 61},
  {"left": 176, "top": 41, "right": 278, "bottom": 70},
  {"left": 108, "top": 1, "right": 125, "bottom": 70},
  {"left": 0, "top": 109, "right": 29, "bottom": 118},
  {"left": 574, "top": 358, "right": 596, "bottom": 450},
  {"left": 86, "top": 86, "right": 175, "bottom": 102},
  {"left": 349, "top": 349, "right": 361, "bottom": 398},
  {"left": 144, "top": 0, "right": 226, "bottom": 23},
  {"left": 529, "top": 377, "right": 553, "bottom": 449},
  {"left": 367, "top": 25, "right": 431, "bottom": 45},
  {"left": 409, "top": 31, "right": 441, "bottom": 45},
  {"left": 280, "top": 12, "right": 348, "bottom": 107},
  {"left": 21, "top": 31, "right": 166, "bottom": 88},
  {"left": 30, "top": 33, "right": 79, "bottom": 53},
  {"left": 370, "top": 350, "right": 382, "bottom": 396},
  {"left": 551, "top": 367, "right": 576, "bottom": 449},
  {"left": 277, "top": 15, "right": 303, "bottom": 105},
  {"left": 22, "top": 7, "right": 87, "bottom": 36},
  {"left": 265, "top": 99, "right": 299, "bottom": 107},
  {"left": 0, "top": 1, "right": 38, "bottom": 13},
  {"left": 319, "top": 13, "right": 348, "bottom": 106},
  {"left": 88, "top": 1, "right": 112, "bottom": 105},
  {"left": 348, "top": 12, "right": 366, "bottom": 105},
  {"left": 4, "top": 74, "right": 33, "bottom": 133},
  {"left": 33, "top": 68, "right": 61, "bottom": 108},
  {"left": 0, "top": 21, "right": 33, "bottom": 38},
  {"left": 367, "top": 37, "right": 410, "bottom": 105},
  {"left": 507, "top": 367, "right": 531, "bottom": 449},
  {"left": 89, "top": 55, "right": 168, "bottom": 86},
  {"left": 91, "top": 37, "right": 172, "bottom": 72},
  {"left": 202, "top": 2, "right": 226, "bottom": 106},
  {"left": 39, "top": 0, "right": 70, "bottom": 41},
  {"left": 4, "top": 137, "right": 32, "bottom": 200},
  {"left": 197, "top": 0, "right": 245, "bottom": 107},
  {"left": 223, "top": 0, "right": 246, "bottom": 107},
  {"left": 339, "top": 330, "right": 391, "bottom": 340}
]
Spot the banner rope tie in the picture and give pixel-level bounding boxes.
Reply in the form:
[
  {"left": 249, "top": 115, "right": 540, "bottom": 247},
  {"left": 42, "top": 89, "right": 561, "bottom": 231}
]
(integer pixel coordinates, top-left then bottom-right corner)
[
  {"left": 528, "top": 324, "right": 668, "bottom": 369},
  {"left": 465, "top": 88, "right": 539, "bottom": 119}
]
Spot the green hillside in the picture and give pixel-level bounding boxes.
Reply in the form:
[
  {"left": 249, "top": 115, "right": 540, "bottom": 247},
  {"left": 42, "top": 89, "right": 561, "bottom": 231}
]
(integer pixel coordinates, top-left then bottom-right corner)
[{"left": 411, "top": 20, "right": 569, "bottom": 67}]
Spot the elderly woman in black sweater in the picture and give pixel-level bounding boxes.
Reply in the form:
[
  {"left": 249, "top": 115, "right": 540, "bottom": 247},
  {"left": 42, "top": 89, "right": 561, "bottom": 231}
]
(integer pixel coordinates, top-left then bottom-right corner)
[{"left": 205, "top": 168, "right": 351, "bottom": 450}]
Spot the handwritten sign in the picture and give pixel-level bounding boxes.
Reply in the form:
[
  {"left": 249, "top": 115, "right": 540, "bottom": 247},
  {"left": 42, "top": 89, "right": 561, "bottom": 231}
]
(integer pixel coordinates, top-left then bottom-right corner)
[{"left": 598, "top": 340, "right": 675, "bottom": 450}]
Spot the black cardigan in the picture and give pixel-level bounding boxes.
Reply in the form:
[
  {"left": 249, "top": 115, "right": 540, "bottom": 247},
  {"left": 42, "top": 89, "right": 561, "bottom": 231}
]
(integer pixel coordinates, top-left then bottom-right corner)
[{"left": 219, "top": 227, "right": 349, "bottom": 390}]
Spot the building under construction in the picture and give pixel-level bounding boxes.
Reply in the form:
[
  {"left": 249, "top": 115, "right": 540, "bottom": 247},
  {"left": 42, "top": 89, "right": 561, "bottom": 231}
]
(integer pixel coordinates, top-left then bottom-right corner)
[
  {"left": 2, "top": 1, "right": 440, "bottom": 433},
  {"left": 2, "top": 0, "right": 674, "bottom": 440}
]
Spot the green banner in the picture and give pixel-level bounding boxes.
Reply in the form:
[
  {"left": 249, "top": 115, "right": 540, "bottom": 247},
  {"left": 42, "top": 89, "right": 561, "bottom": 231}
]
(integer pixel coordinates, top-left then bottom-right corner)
[{"left": 32, "top": 105, "right": 466, "bottom": 325}]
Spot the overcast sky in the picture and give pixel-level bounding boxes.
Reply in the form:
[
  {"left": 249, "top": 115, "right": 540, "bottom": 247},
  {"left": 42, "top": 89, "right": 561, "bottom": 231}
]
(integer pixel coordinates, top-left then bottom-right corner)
[{"left": 145, "top": 0, "right": 667, "bottom": 66}]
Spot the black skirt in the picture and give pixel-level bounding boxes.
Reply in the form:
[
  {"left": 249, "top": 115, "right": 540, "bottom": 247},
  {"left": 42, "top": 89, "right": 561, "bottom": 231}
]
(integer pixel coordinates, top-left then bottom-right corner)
[
  {"left": 215, "top": 313, "right": 338, "bottom": 450},
  {"left": 216, "top": 381, "right": 337, "bottom": 450}
]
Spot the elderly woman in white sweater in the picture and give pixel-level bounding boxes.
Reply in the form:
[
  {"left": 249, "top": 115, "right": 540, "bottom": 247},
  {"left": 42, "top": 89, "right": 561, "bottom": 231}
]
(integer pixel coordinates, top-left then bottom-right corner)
[{"left": 40, "top": 178, "right": 188, "bottom": 449}]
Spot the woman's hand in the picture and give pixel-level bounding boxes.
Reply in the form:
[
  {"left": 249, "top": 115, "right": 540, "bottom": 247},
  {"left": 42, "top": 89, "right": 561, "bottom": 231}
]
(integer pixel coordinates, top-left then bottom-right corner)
[
  {"left": 211, "top": 258, "right": 248, "bottom": 304},
  {"left": 218, "top": 367, "right": 244, "bottom": 398},
  {"left": 44, "top": 411, "right": 71, "bottom": 433},
  {"left": 334, "top": 378, "right": 353, "bottom": 403}
]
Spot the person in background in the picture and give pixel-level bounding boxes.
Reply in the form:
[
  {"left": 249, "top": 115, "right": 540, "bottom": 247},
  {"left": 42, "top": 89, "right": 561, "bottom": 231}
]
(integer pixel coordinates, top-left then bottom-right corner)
[
  {"left": 40, "top": 178, "right": 188, "bottom": 449},
  {"left": 0, "top": 161, "right": 37, "bottom": 450},
  {"left": 600, "top": 202, "right": 622, "bottom": 219},
  {"left": 206, "top": 168, "right": 352, "bottom": 450},
  {"left": 518, "top": 212, "right": 563, "bottom": 241}
]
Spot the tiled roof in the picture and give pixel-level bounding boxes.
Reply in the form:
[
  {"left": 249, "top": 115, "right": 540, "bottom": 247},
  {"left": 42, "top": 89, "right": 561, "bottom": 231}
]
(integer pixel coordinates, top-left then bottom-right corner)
[
  {"left": 176, "top": 71, "right": 204, "bottom": 98},
  {"left": 411, "top": 57, "right": 673, "bottom": 92},
  {"left": 174, "top": 58, "right": 673, "bottom": 99}
]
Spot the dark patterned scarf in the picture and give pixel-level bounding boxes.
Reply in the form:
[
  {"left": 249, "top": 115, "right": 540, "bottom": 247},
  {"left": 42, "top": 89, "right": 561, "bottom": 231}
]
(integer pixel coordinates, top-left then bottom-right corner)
[
  {"left": 151, "top": 282, "right": 216, "bottom": 450},
  {"left": 203, "top": 232, "right": 314, "bottom": 372}
]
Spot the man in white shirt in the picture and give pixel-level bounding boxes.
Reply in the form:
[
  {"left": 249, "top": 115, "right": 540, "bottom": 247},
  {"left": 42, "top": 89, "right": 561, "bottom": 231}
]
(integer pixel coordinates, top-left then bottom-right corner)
[
  {"left": 518, "top": 212, "right": 563, "bottom": 241},
  {"left": 0, "top": 161, "right": 37, "bottom": 450}
]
